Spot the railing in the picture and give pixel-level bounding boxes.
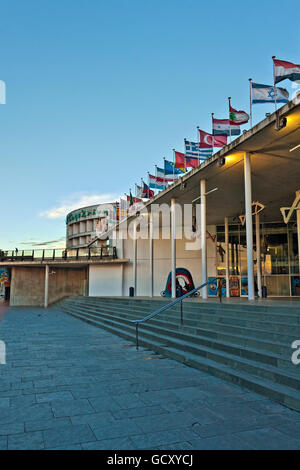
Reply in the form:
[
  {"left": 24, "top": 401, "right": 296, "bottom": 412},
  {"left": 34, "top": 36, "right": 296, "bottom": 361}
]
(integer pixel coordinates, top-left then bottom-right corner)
[
  {"left": 132, "top": 278, "right": 217, "bottom": 350},
  {"left": 0, "top": 246, "right": 117, "bottom": 262}
]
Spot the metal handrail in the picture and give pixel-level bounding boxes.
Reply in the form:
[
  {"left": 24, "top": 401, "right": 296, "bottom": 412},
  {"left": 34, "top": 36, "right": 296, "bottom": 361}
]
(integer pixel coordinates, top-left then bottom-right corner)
[{"left": 132, "top": 278, "right": 217, "bottom": 350}]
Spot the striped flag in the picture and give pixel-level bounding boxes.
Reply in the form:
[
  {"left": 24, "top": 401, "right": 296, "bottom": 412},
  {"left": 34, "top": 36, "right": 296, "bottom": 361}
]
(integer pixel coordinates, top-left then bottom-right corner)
[
  {"left": 212, "top": 118, "right": 240, "bottom": 136},
  {"left": 184, "top": 140, "right": 213, "bottom": 159},
  {"left": 273, "top": 58, "right": 300, "bottom": 84}
]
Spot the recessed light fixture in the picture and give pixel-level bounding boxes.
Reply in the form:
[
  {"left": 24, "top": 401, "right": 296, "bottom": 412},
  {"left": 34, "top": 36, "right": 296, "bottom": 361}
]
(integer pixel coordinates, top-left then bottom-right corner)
[{"left": 290, "top": 144, "right": 300, "bottom": 153}]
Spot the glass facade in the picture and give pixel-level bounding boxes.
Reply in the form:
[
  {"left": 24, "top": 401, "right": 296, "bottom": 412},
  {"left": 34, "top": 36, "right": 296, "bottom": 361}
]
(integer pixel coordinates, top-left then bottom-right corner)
[{"left": 215, "top": 221, "right": 300, "bottom": 297}]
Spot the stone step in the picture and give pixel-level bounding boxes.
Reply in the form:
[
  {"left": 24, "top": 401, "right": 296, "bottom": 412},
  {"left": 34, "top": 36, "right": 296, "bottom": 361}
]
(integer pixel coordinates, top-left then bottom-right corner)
[
  {"left": 64, "top": 296, "right": 300, "bottom": 321},
  {"left": 63, "top": 302, "right": 294, "bottom": 357},
  {"left": 60, "top": 305, "right": 300, "bottom": 390},
  {"left": 59, "top": 306, "right": 300, "bottom": 412},
  {"left": 61, "top": 298, "right": 300, "bottom": 337}
]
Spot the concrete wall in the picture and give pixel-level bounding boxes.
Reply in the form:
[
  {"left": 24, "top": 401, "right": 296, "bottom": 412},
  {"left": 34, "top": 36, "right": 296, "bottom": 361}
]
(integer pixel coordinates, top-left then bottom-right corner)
[
  {"left": 89, "top": 265, "right": 123, "bottom": 296},
  {"left": 10, "top": 267, "right": 87, "bottom": 307}
]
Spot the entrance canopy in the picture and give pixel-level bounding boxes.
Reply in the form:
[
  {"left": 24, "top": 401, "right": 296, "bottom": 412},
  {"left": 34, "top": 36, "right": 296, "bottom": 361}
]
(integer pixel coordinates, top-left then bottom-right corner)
[{"left": 143, "top": 100, "right": 300, "bottom": 225}]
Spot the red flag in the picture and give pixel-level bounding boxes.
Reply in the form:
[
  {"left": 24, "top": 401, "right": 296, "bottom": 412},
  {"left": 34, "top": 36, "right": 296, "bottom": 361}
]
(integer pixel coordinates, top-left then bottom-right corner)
[
  {"left": 185, "top": 157, "right": 199, "bottom": 168},
  {"left": 174, "top": 151, "right": 185, "bottom": 168},
  {"left": 198, "top": 129, "right": 227, "bottom": 147}
]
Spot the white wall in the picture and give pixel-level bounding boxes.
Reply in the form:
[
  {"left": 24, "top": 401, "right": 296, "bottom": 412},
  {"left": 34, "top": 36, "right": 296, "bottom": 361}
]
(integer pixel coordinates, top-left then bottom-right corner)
[{"left": 89, "top": 265, "right": 123, "bottom": 296}]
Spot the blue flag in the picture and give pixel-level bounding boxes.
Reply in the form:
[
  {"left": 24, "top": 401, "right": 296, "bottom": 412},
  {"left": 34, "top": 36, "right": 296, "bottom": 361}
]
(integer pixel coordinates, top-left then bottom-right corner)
[{"left": 164, "top": 159, "right": 185, "bottom": 175}]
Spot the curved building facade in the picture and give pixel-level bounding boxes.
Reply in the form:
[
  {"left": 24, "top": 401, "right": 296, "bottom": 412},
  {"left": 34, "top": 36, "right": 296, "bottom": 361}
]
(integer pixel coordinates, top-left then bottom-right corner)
[{"left": 66, "top": 203, "right": 119, "bottom": 249}]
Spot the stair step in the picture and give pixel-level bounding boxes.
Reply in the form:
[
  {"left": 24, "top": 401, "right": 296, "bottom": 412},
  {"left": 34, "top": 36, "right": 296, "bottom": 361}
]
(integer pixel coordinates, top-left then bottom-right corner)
[{"left": 60, "top": 306, "right": 300, "bottom": 412}]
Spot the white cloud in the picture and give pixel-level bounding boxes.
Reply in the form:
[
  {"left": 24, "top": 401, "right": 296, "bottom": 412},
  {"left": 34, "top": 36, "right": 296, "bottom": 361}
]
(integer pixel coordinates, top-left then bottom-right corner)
[{"left": 39, "top": 193, "right": 120, "bottom": 219}]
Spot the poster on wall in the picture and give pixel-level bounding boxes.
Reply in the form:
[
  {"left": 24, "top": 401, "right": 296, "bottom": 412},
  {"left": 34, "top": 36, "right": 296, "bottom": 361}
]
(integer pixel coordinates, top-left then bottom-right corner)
[
  {"left": 241, "top": 277, "right": 248, "bottom": 296},
  {"left": 208, "top": 277, "right": 226, "bottom": 297},
  {"left": 0, "top": 267, "right": 10, "bottom": 283},
  {"left": 229, "top": 276, "right": 240, "bottom": 297}
]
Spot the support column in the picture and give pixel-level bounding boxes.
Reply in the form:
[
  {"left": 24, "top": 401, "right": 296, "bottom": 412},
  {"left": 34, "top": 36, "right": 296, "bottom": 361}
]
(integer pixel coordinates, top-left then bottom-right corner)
[
  {"left": 255, "top": 212, "right": 262, "bottom": 298},
  {"left": 149, "top": 211, "right": 154, "bottom": 297},
  {"left": 201, "top": 179, "right": 207, "bottom": 299},
  {"left": 133, "top": 220, "right": 137, "bottom": 296},
  {"left": 171, "top": 198, "right": 176, "bottom": 298},
  {"left": 296, "top": 191, "right": 300, "bottom": 275},
  {"left": 225, "top": 216, "right": 230, "bottom": 298},
  {"left": 44, "top": 264, "right": 49, "bottom": 308},
  {"left": 244, "top": 152, "right": 255, "bottom": 300}
]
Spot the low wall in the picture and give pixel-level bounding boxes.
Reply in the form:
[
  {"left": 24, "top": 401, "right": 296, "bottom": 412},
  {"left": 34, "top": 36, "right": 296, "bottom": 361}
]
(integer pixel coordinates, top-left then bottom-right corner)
[{"left": 10, "top": 266, "right": 88, "bottom": 307}]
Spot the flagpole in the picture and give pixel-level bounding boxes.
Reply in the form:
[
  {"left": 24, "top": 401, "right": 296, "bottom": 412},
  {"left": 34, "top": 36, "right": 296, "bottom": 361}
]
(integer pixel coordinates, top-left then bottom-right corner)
[
  {"left": 228, "top": 97, "right": 232, "bottom": 143},
  {"left": 249, "top": 78, "right": 253, "bottom": 128},
  {"left": 272, "top": 55, "right": 277, "bottom": 112},
  {"left": 211, "top": 113, "right": 215, "bottom": 155}
]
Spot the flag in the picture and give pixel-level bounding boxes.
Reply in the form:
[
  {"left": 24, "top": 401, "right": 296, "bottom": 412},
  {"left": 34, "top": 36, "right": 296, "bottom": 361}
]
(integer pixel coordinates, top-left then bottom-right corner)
[
  {"left": 251, "top": 82, "right": 289, "bottom": 104},
  {"left": 140, "top": 181, "right": 154, "bottom": 198},
  {"left": 174, "top": 151, "right": 186, "bottom": 169},
  {"left": 184, "top": 140, "right": 213, "bottom": 159},
  {"left": 185, "top": 156, "right": 199, "bottom": 168},
  {"left": 148, "top": 174, "right": 166, "bottom": 190},
  {"left": 212, "top": 118, "right": 240, "bottom": 136},
  {"left": 229, "top": 99, "right": 249, "bottom": 125},
  {"left": 129, "top": 190, "right": 133, "bottom": 206},
  {"left": 273, "top": 58, "right": 300, "bottom": 84},
  {"left": 164, "top": 159, "right": 185, "bottom": 175},
  {"left": 198, "top": 129, "right": 227, "bottom": 148},
  {"left": 127, "top": 194, "right": 142, "bottom": 204},
  {"left": 156, "top": 167, "right": 178, "bottom": 180}
]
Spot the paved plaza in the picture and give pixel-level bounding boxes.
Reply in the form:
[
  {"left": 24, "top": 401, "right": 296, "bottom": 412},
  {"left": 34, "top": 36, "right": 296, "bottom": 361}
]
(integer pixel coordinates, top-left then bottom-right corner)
[{"left": 0, "top": 305, "right": 299, "bottom": 450}]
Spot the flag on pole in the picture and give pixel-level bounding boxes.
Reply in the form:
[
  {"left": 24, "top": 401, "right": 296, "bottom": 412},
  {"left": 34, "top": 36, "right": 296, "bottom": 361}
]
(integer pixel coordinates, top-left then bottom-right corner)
[
  {"left": 198, "top": 129, "right": 227, "bottom": 148},
  {"left": 164, "top": 159, "right": 185, "bottom": 175},
  {"left": 174, "top": 151, "right": 186, "bottom": 169},
  {"left": 156, "top": 167, "right": 178, "bottom": 180},
  {"left": 148, "top": 174, "right": 166, "bottom": 190},
  {"left": 127, "top": 194, "right": 142, "bottom": 204},
  {"left": 212, "top": 117, "right": 241, "bottom": 136},
  {"left": 141, "top": 181, "right": 154, "bottom": 198},
  {"left": 229, "top": 99, "right": 250, "bottom": 125},
  {"left": 273, "top": 58, "right": 300, "bottom": 84},
  {"left": 185, "top": 157, "right": 199, "bottom": 168},
  {"left": 184, "top": 140, "right": 213, "bottom": 159},
  {"left": 251, "top": 82, "right": 289, "bottom": 103}
]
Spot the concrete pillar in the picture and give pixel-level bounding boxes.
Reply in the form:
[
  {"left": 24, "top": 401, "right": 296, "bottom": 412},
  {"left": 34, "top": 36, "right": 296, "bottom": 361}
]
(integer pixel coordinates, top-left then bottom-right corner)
[
  {"left": 201, "top": 179, "right": 207, "bottom": 299},
  {"left": 225, "top": 216, "right": 230, "bottom": 298},
  {"left": 296, "top": 191, "right": 300, "bottom": 275},
  {"left": 149, "top": 211, "right": 154, "bottom": 297},
  {"left": 244, "top": 152, "right": 255, "bottom": 300},
  {"left": 255, "top": 212, "right": 262, "bottom": 298},
  {"left": 133, "top": 220, "right": 137, "bottom": 296},
  {"left": 44, "top": 265, "right": 49, "bottom": 308},
  {"left": 171, "top": 198, "right": 176, "bottom": 298}
]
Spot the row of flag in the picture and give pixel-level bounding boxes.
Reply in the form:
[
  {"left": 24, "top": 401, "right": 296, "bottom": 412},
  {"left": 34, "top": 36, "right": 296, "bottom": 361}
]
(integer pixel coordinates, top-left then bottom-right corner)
[{"left": 122, "top": 56, "right": 300, "bottom": 208}]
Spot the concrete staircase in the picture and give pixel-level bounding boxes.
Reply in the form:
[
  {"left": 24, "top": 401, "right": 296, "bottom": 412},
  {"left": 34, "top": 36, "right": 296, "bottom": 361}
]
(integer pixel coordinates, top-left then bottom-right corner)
[{"left": 57, "top": 296, "right": 300, "bottom": 412}]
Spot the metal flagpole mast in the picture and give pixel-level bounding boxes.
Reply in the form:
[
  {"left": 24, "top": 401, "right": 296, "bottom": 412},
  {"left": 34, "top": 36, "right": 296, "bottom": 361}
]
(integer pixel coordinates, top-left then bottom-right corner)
[
  {"left": 249, "top": 78, "right": 253, "bottom": 128},
  {"left": 211, "top": 113, "right": 215, "bottom": 155},
  {"left": 272, "top": 56, "right": 277, "bottom": 112},
  {"left": 228, "top": 97, "right": 232, "bottom": 143}
]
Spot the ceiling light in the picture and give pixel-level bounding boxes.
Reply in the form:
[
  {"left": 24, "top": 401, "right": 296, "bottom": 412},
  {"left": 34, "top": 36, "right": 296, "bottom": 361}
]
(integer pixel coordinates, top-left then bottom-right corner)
[{"left": 290, "top": 144, "right": 300, "bottom": 153}]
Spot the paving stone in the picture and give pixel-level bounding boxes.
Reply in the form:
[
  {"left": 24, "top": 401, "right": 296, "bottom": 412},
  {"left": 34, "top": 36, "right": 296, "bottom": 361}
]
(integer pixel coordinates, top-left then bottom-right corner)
[
  {"left": 36, "top": 390, "right": 74, "bottom": 403},
  {"left": 7, "top": 431, "right": 45, "bottom": 450},
  {"left": 112, "top": 405, "right": 168, "bottom": 420},
  {"left": 130, "top": 428, "right": 200, "bottom": 449},
  {"left": 0, "top": 436, "right": 7, "bottom": 450},
  {"left": 232, "top": 427, "right": 300, "bottom": 450},
  {"left": 43, "top": 424, "right": 96, "bottom": 448},
  {"left": 132, "top": 412, "right": 197, "bottom": 433},
  {"left": 71, "top": 411, "right": 115, "bottom": 426},
  {"left": 82, "top": 437, "right": 134, "bottom": 450},
  {"left": 0, "top": 422, "right": 24, "bottom": 436},
  {"left": 25, "top": 417, "right": 71, "bottom": 432},
  {"left": 0, "top": 397, "right": 10, "bottom": 408},
  {"left": 91, "top": 419, "right": 144, "bottom": 441}
]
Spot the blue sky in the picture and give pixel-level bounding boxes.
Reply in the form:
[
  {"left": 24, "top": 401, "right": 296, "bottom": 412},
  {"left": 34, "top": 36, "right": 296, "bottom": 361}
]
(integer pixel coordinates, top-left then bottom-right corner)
[{"left": 1, "top": 0, "right": 299, "bottom": 249}]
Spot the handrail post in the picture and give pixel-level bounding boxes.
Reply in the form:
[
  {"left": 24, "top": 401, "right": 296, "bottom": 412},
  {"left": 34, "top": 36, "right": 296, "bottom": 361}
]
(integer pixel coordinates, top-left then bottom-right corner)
[
  {"left": 180, "top": 300, "right": 183, "bottom": 325},
  {"left": 136, "top": 323, "right": 139, "bottom": 350}
]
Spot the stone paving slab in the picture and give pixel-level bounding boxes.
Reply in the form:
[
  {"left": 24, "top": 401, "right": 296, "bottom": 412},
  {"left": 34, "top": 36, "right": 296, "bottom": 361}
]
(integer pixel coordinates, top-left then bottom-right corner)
[{"left": 0, "top": 306, "right": 299, "bottom": 450}]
